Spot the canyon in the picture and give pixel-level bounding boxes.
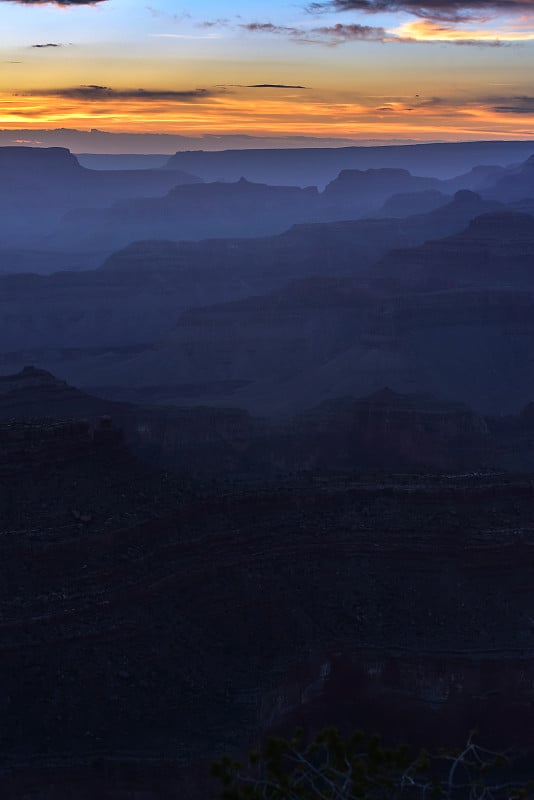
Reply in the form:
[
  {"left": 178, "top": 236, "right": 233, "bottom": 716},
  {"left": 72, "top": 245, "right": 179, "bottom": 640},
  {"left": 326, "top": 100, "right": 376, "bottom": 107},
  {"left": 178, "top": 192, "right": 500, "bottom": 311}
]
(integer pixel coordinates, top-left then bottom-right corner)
[{"left": 3, "top": 142, "right": 534, "bottom": 799}]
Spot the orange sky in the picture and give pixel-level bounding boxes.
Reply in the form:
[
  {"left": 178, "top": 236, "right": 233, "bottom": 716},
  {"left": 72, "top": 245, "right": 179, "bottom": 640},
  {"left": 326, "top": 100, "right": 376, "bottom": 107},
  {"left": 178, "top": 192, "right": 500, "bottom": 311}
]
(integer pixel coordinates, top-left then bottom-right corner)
[
  {"left": 1, "top": 0, "right": 534, "bottom": 141},
  {"left": 2, "top": 89, "right": 533, "bottom": 141}
]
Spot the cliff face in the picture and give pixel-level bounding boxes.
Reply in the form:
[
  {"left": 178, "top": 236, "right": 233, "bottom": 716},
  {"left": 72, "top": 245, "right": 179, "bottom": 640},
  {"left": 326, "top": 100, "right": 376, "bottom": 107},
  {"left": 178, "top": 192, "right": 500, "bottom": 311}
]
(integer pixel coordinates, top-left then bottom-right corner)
[
  {"left": 247, "top": 389, "right": 491, "bottom": 473},
  {"left": 0, "top": 146, "right": 80, "bottom": 177},
  {"left": 322, "top": 168, "right": 440, "bottom": 217},
  {"left": 0, "top": 367, "right": 257, "bottom": 477},
  {"left": 3, "top": 366, "right": 534, "bottom": 477},
  {"left": 0, "top": 145, "right": 199, "bottom": 210}
]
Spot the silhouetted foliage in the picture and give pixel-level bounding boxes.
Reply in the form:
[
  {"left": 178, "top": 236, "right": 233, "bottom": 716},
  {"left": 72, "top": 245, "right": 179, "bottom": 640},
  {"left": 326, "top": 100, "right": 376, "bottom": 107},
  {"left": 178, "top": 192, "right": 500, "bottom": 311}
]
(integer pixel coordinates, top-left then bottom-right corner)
[{"left": 212, "top": 728, "right": 532, "bottom": 799}]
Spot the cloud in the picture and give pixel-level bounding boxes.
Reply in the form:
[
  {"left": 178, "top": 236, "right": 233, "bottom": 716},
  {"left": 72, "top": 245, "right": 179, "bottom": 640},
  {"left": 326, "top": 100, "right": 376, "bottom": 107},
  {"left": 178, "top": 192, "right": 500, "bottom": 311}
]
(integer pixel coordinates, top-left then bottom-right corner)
[
  {"left": 207, "top": 7, "right": 534, "bottom": 43},
  {"left": 24, "top": 85, "right": 220, "bottom": 101},
  {"left": 240, "top": 17, "right": 512, "bottom": 43},
  {"left": 491, "top": 95, "right": 534, "bottom": 112},
  {"left": 0, "top": 0, "right": 107, "bottom": 5},
  {"left": 372, "top": 92, "right": 534, "bottom": 117},
  {"left": 307, "top": 0, "right": 534, "bottom": 23},
  {"left": 198, "top": 18, "right": 230, "bottom": 28},
  {"left": 240, "top": 22, "right": 297, "bottom": 34},
  {"left": 311, "top": 22, "right": 387, "bottom": 39},
  {"left": 234, "top": 83, "right": 309, "bottom": 89},
  {"left": 240, "top": 20, "right": 386, "bottom": 43}
]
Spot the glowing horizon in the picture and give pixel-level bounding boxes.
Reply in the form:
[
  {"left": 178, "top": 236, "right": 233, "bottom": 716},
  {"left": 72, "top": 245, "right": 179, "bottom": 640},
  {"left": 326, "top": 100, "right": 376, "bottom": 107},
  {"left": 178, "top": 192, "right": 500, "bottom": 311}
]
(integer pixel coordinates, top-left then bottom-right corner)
[{"left": 1, "top": 0, "right": 534, "bottom": 143}]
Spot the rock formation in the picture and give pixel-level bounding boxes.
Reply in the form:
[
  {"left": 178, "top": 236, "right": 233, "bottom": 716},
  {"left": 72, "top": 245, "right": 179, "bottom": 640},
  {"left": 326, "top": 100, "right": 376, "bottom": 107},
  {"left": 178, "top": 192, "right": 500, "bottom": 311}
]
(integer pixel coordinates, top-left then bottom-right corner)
[
  {"left": 374, "top": 210, "right": 534, "bottom": 291},
  {"left": 164, "top": 140, "right": 534, "bottom": 186},
  {"left": 322, "top": 168, "right": 440, "bottom": 217}
]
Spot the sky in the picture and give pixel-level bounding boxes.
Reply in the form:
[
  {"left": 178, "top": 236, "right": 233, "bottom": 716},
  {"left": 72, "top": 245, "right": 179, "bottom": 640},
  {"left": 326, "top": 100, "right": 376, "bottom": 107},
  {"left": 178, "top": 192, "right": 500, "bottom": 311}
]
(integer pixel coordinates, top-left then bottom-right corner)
[{"left": 1, "top": 0, "right": 534, "bottom": 147}]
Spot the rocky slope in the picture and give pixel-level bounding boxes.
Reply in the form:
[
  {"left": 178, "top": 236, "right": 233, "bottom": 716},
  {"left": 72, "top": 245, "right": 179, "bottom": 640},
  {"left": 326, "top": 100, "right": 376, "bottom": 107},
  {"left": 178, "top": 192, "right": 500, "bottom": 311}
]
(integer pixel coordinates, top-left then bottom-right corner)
[
  {"left": 225, "top": 287, "right": 534, "bottom": 417},
  {"left": 0, "top": 191, "right": 502, "bottom": 363},
  {"left": 2, "top": 468, "right": 534, "bottom": 798},
  {"left": 246, "top": 388, "right": 493, "bottom": 473},
  {"left": 74, "top": 277, "right": 376, "bottom": 390},
  {"left": 487, "top": 153, "right": 534, "bottom": 202},
  {"left": 3, "top": 366, "right": 534, "bottom": 476},
  {"left": 57, "top": 178, "right": 322, "bottom": 250},
  {"left": 0, "top": 220, "right": 419, "bottom": 353},
  {"left": 0, "top": 146, "right": 202, "bottom": 273},
  {"left": 53, "top": 253, "right": 534, "bottom": 419},
  {"left": 374, "top": 211, "right": 534, "bottom": 290},
  {"left": 376, "top": 189, "right": 450, "bottom": 218}
]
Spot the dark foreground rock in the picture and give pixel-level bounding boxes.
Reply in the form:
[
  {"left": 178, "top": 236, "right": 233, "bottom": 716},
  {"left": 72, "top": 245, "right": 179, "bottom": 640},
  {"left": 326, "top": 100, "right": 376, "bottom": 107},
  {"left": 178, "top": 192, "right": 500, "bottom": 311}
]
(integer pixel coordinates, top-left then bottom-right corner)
[{"left": 1, "top": 428, "right": 534, "bottom": 798}]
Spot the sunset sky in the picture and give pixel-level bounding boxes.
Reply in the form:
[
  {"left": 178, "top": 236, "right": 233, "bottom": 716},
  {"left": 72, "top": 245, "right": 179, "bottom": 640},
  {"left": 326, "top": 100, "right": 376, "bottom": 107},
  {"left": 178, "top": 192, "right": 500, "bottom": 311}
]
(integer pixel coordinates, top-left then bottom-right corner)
[{"left": 1, "top": 0, "right": 534, "bottom": 145}]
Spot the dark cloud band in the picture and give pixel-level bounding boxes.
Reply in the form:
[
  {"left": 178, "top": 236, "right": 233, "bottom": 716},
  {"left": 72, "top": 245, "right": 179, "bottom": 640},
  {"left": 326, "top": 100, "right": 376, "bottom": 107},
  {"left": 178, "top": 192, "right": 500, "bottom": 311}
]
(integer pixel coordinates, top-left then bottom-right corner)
[
  {"left": 491, "top": 95, "right": 534, "bottom": 113},
  {"left": 308, "top": 0, "right": 534, "bottom": 22},
  {"left": 240, "top": 84, "right": 308, "bottom": 89},
  {"left": 21, "top": 85, "right": 218, "bottom": 101},
  {"left": 240, "top": 21, "right": 386, "bottom": 43},
  {"left": 1, "top": 0, "right": 107, "bottom": 5}
]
